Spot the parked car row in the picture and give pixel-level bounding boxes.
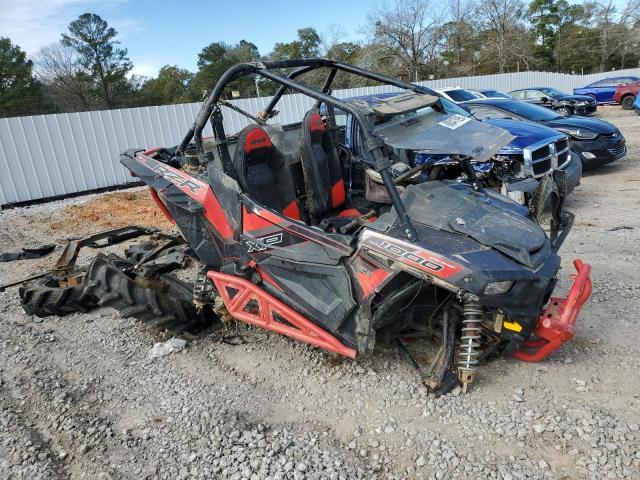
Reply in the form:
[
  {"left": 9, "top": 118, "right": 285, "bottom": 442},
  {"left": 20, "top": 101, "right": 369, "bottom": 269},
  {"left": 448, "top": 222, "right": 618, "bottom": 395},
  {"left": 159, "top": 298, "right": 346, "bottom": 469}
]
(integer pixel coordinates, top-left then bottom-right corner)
[{"left": 432, "top": 85, "right": 627, "bottom": 171}]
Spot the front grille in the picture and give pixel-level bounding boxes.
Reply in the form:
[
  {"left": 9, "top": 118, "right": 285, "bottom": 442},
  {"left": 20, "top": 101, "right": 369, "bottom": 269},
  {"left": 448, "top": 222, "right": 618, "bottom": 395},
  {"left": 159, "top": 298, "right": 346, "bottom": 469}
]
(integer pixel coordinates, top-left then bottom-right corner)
[
  {"left": 608, "top": 144, "right": 626, "bottom": 157},
  {"left": 557, "top": 150, "right": 570, "bottom": 166},
  {"left": 531, "top": 146, "right": 549, "bottom": 161},
  {"left": 555, "top": 139, "right": 568, "bottom": 152},
  {"left": 533, "top": 158, "right": 552, "bottom": 176}
]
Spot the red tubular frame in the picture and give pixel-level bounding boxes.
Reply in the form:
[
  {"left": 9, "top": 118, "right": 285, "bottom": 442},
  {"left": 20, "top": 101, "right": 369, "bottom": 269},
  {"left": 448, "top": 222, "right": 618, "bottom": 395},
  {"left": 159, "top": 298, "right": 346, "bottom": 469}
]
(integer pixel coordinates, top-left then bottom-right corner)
[
  {"left": 207, "top": 270, "right": 357, "bottom": 358},
  {"left": 513, "top": 259, "right": 592, "bottom": 362}
]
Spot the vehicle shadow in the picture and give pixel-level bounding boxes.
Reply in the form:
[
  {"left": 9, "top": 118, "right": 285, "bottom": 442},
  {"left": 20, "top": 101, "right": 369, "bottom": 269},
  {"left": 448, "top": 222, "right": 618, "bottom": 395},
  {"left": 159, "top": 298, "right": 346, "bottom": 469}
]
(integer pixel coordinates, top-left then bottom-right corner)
[{"left": 580, "top": 161, "right": 629, "bottom": 177}]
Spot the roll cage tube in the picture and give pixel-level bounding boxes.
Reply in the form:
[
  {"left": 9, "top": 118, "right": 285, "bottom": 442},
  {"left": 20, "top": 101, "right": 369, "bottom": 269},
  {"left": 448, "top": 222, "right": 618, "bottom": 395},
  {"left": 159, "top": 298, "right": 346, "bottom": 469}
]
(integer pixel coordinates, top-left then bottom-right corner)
[
  {"left": 179, "top": 59, "right": 420, "bottom": 241},
  {"left": 260, "top": 65, "right": 319, "bottom": 121}
]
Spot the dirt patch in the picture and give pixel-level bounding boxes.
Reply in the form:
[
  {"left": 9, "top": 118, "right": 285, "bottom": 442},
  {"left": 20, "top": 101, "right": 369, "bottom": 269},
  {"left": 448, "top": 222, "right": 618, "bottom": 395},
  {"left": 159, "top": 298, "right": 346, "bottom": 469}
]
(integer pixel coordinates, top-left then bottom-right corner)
[{"left": 49, "top": 190, "right": 172, "bottom": 234}]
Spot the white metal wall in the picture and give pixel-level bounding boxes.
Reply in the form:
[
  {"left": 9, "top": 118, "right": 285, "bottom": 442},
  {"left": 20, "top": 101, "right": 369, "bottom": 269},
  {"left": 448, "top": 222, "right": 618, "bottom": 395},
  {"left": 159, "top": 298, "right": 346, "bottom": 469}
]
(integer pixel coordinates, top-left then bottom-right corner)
[{"left": 2, "top": 67, "right": 639, "bottom": 206}]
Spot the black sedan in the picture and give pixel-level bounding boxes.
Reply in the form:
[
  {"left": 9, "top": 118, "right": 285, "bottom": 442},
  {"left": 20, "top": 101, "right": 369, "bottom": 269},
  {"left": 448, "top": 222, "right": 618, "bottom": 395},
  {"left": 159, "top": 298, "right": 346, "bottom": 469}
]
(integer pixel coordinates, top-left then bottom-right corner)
[
  {"left": 509, "top": 87, "right": 597, "bottom": 116},
  {"left": 463, "top": 98, "right": 626, "bottom": 169}
]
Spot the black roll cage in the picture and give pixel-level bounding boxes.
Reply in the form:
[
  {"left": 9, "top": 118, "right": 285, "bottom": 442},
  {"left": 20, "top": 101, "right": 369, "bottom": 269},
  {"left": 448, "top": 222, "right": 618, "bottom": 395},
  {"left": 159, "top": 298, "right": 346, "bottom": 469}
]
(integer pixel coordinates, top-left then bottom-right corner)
[{"left": 178, "top": 58, "right": 429, "bottom": 241}]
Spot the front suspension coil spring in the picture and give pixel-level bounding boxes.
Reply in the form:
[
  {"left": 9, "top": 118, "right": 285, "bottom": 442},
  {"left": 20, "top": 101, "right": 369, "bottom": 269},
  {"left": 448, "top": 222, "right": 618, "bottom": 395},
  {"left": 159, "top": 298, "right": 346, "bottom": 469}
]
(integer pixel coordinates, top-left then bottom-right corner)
[{"left": 457, "top": 301, "right": 483, "bottom": 392}]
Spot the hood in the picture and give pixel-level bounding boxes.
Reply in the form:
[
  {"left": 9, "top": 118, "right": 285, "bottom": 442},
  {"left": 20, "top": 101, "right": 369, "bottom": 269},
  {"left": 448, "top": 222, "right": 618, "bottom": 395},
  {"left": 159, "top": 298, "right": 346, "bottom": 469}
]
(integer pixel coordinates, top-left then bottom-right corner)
[
  {"left": 485, "top": 118, "right": 561, "bottom": 151},
  {"left": 554, "top": 94, "right": 594, "bottom": 103},
  {"left": 397, "top": 181, "right": 551, "bottom": 268},
  {"left": 543, "top": 116, "right": 617, "bottom": 135},
  {"left": 373, "top": 112, "right": 514, "bottom": 163}
]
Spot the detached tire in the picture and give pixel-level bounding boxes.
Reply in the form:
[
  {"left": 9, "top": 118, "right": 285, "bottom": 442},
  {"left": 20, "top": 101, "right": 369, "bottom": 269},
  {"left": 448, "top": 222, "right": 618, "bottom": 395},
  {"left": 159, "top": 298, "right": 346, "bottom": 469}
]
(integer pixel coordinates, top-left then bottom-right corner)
[
  {"left": 621, "top": 95, "right": 635, "bottom": 110},
  {"left": 84, "top": 254, "right": 211, "bottom": 333},
  {"left": 19, "top": 273, "right": 97, "bottom": 317}
]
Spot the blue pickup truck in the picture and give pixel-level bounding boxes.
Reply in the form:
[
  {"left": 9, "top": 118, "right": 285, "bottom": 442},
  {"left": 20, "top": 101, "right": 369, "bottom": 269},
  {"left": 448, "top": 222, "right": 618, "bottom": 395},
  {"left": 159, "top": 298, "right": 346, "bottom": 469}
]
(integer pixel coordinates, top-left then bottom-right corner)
[{"left": 329, "top": 92, "right": 581, "bottom": 207}]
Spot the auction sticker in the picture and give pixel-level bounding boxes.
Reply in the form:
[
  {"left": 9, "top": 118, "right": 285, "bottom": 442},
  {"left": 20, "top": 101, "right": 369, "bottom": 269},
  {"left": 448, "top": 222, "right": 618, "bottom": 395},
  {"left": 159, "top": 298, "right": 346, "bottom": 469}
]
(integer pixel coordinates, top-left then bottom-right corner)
[{"left": 438, "top": 114, "right": 471, "bottom": 129}]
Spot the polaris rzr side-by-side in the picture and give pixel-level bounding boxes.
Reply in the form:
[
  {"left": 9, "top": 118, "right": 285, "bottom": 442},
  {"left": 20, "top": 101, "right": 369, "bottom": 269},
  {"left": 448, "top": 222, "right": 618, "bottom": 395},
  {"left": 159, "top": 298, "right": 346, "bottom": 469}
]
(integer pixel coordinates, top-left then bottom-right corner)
[{"left": 15, "top": 59, "right": 592, "bottom": 394}]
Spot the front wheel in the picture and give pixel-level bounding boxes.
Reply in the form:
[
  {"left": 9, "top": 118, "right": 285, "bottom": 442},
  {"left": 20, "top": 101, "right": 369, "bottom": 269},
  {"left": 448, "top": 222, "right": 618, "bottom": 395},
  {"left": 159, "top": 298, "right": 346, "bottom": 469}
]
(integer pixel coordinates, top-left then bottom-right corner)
[
  {"left": 621, "top": 95, "right": 635, "bottom": 110},
  {"left": 555, "top": 106, "right": 572, "bottom": 117}
]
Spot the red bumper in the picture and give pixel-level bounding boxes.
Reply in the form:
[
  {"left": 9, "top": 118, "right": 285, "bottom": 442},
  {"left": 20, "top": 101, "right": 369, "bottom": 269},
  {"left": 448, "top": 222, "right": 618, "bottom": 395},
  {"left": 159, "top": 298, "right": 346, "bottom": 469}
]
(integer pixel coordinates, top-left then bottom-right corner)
[{"left": 513, "top": 259, "right": 592, "bottom": 362}]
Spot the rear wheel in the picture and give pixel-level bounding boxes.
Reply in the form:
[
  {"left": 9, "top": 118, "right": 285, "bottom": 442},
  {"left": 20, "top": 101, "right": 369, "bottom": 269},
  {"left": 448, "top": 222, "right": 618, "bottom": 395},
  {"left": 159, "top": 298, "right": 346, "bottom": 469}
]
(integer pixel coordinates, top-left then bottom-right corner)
[
  {"left": 621, "top": 95, "right": 635, "bottom": 110},
  {"left": 83, "top": 254, "right": 212, "bottom": 333},
  {"left": 19, "top": 271, "right": 97, "bottom": 317}
]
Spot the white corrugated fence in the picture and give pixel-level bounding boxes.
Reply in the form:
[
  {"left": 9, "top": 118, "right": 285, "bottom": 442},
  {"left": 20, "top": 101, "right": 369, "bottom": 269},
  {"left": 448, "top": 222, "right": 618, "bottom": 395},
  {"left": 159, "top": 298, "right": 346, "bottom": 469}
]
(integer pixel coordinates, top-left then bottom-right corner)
[{"left": 1, "top": 67, "right": 639, "bottom": 206}]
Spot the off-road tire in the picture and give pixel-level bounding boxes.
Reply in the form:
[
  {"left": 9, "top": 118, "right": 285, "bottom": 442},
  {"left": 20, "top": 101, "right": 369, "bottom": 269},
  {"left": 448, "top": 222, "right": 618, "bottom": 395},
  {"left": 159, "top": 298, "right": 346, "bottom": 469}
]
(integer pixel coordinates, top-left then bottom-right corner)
[
  {"left": 84, "top": 254, "right": 211, "bottom": 333},
  {"left": 19, "top": 273, "right": 97, "bottom": 317},
  {"left": 621, "top": 95, "right": 635, "bottom": 110}
]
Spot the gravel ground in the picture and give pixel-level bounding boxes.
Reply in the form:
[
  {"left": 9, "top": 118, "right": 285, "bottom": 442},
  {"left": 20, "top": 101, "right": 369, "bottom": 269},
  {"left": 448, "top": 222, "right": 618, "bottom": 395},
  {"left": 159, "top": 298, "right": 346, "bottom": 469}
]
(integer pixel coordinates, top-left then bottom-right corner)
[{"left": 1, "top": 107, "right": 639, "bottom": 480}]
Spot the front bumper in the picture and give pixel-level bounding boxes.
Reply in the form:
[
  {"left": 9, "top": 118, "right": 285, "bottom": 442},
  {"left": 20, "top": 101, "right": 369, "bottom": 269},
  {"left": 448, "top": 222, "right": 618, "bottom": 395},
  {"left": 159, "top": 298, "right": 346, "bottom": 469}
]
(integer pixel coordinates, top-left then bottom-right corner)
[
  {"left": 574, "top": 104, "right": 597, "bottom": 115},
  {"left": 559, "top": 151, "right": 582, "bottom": 194},
  {"left": 573, "top": 135, "right": 626, "bottom": 169},
  {"left": 513, "top": 259, "right": 592, "bottom": 362}
]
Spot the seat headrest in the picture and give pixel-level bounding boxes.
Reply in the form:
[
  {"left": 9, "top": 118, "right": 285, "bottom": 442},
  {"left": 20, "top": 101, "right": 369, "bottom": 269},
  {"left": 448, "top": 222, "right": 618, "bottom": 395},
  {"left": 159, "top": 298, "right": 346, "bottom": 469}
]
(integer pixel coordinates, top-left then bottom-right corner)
[
  {"left": 308, "top": 112, "right": 325, "bottom": 133},
  {"left": 244, "top": 127, "right": 273, "bottom": 154}
]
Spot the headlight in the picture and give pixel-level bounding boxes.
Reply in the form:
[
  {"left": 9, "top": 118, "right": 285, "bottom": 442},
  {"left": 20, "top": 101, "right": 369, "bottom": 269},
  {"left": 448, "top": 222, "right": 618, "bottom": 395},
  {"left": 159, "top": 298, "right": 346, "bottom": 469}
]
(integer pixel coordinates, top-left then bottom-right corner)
[
  {"left": 575, "top": 101, "right": 587, "bottom": 106},
  {"left": 484, "top": 281, "right": 513, "bottom": 295},
  {"left": 555, "top": 127, "right": 598, "bottom": 140}
]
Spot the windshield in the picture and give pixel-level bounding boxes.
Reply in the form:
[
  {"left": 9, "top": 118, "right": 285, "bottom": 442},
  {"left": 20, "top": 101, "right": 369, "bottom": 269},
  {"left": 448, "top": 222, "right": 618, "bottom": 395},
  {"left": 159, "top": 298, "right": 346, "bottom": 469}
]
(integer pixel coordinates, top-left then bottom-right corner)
[
  {"left": 483, "top": 90, "right": 510, "bottom": 99},
  {"left": 495, "top": 101, "right": 562, "bottom": 121},
  {"left": 439, "top": 97, "right": 472, "bottom": 116},
  {"left": 539, "top": 87, "right": 568, "bottom": 98},
  {"left": 446, "top": 89, "right": 480, "bottom": 102},
  {"left": 373, "top": 107, "right": 514, "bottom": 162}
]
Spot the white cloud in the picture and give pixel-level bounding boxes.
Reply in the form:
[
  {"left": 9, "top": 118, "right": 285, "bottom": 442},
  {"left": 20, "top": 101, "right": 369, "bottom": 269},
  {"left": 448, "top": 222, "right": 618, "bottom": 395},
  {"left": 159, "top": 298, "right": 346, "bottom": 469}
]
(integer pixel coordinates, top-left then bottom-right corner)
[
  {"left": 129, "top": 61, "right": 160, "bottom": 79},
  {"left": 0, "top": 0, "right": 132, "bottom": 55}
]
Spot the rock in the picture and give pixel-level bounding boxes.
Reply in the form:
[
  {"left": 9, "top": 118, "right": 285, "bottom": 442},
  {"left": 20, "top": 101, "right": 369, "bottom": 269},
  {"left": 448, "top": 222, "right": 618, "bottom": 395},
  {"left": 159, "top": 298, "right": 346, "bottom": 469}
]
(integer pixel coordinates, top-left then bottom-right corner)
[
  {"left": 149, "top": 338, "right": 187, "bottom": 358},
  {"left": 416, "top": 456, "right": 426, "bottom": 467}
]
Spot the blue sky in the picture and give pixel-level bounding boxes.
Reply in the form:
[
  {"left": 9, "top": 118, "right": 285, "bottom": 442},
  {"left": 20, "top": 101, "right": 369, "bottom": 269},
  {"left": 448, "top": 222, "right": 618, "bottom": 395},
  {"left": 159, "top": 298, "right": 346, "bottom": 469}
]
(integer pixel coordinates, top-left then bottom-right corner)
[{"left": 0, "top": 0, "right": 375, "bottom": 77}]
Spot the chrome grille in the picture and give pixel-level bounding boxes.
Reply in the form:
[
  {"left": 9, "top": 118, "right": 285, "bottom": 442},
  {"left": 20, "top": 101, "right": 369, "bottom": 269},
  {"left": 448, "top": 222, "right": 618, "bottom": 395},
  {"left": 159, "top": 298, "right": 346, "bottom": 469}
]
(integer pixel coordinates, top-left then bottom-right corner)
[
  {"left": 555, "top": 139, "right": 568, "bottom": 152},
  {"left": 557, "top": 150, "right": 570, "bottom": 165},
  {"left": 531, "top": 146, "right": 549, "bottom": 161},
  {"left": 533, "top": 158, "right": 552, "bottom": 176}
]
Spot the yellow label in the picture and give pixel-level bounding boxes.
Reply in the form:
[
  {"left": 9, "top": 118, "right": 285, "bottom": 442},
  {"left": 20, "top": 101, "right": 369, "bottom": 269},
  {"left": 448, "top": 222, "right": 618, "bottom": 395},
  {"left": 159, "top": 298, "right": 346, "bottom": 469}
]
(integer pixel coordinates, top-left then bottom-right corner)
[{"left": 503, "top": 321, "right": 523, "bottom": 332}]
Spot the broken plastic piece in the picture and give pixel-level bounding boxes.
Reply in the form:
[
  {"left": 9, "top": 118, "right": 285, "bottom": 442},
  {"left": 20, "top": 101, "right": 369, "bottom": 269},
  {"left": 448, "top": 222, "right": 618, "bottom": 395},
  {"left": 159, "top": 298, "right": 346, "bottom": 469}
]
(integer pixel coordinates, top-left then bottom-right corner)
[
  {"left": 513, "top": 259, "right": 592, "bottom": 362},
  {"left": 0, "top": 244, "right": 56, "bottom": 262}
]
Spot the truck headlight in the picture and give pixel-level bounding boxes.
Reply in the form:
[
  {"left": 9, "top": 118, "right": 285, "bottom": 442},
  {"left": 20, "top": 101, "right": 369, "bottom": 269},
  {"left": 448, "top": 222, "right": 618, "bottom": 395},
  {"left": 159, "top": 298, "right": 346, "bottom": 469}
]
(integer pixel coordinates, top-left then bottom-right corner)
[{"left": 484, "top": 281, "right": 513, "bottom": 295}]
